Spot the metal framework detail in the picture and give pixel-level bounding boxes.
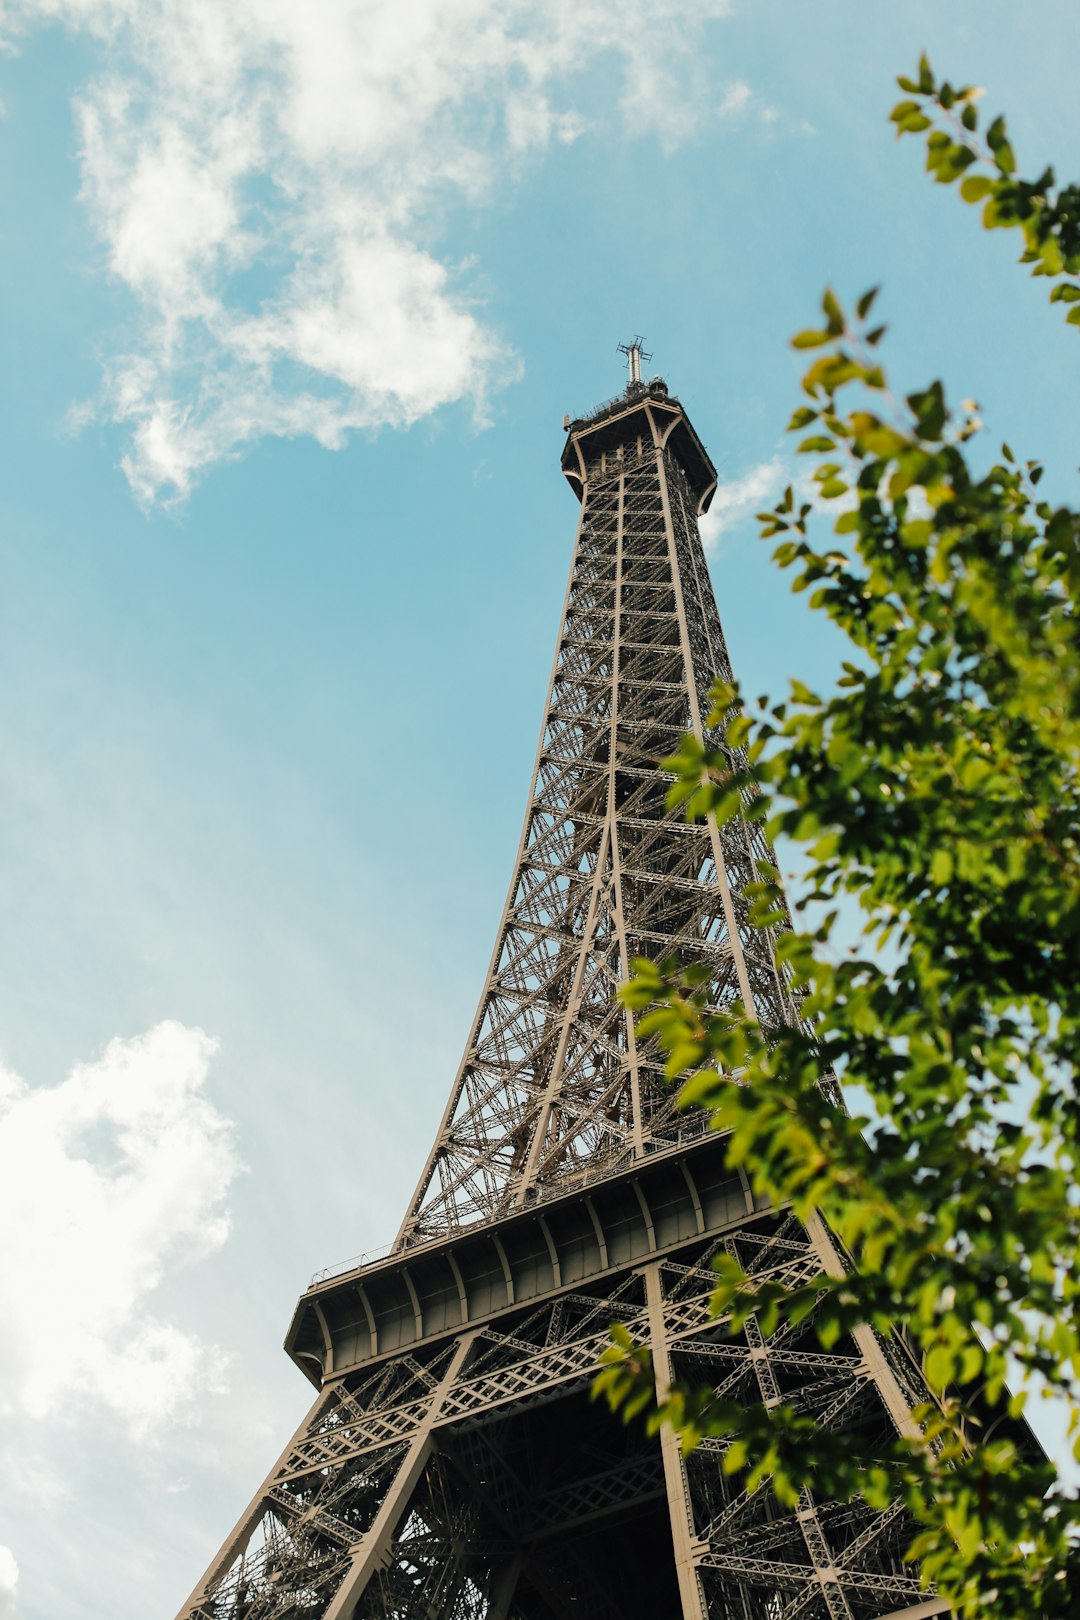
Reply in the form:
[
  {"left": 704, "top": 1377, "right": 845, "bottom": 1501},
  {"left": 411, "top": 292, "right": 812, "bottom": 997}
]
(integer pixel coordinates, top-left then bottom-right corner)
[
  {"left": 397, "top": 387, "right": 795, "bottom": 1249},
  {"left": 175, "top": 380, "right": 945, "bottom": 1620},
  {"left": 179, "top": 1222, "right": 938, "bottom": 1620}
]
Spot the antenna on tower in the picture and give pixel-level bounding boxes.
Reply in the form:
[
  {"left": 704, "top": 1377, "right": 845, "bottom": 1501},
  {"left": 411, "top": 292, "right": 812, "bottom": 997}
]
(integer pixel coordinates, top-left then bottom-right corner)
[{"left": 617, "top": 336, "right": 652, "bottom": 389}]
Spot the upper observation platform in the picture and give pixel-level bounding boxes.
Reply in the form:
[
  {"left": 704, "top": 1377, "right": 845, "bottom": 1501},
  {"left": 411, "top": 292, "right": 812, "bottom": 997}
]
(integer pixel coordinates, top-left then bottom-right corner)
[{"left": 560, "top": 376, "right": 718, "bottom": 514}]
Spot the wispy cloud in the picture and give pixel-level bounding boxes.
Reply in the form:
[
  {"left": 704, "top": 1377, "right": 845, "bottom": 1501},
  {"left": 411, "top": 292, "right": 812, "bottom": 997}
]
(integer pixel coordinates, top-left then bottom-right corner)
[
  {"left": 0, "top": 1547, "right": 17, "bottom": 1620},
  {"left": 717, "top": 79, "right": 753, "bottom": 120},
  {"left": 715, "top": 77, "right": 814, "bottom": 134},
  {"left": 0, "top": 1022, "right": 239, "bottom": 1439},
  {"left": 699, "top": 453, "right": 789, "bottom": 550},
  {"left": 3, "top": 0, "right": 730, "bottom": 503}
]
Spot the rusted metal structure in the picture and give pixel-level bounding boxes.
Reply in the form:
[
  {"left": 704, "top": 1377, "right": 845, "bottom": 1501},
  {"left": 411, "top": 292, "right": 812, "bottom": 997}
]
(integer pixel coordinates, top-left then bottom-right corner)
[{"left": 176, "top": 353, "right": 948, "bottom": 1620}]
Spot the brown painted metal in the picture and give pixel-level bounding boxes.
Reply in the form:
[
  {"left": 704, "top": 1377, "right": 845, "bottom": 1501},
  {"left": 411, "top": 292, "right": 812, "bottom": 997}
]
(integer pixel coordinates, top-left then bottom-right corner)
[
  {"left": 394, "top": 379, "right": 795, "bottom": 1253},
  {"left": 174, "top": 375, "right": 942, "bottom": 1620}
]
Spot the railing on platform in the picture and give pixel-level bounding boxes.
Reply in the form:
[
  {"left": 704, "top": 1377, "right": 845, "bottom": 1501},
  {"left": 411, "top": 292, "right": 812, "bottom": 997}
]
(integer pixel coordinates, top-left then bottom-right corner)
[{"left": 307, "top": 1109, "right": 714, "bottom": 1288}]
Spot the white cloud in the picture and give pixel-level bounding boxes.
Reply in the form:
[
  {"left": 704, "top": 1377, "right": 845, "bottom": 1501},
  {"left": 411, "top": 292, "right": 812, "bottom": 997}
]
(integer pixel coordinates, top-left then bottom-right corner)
[
  {"left": 2, "top": 0, "right": 730, "bottom": 503},
  {"left": 0, "top": 1546, "right": 17, "bottom": 1620},
  {"left": 717, "top": 80, "right": 752, "bottom": 119},
  {"left": 699, "top": 453, "right": 789, "bottom": 550},
  {"left": 0, "top": 1023, "right": 239, "bottom": 1440},
  {"left": 716, "top": 77, "right": 792, "bottom": 129}
]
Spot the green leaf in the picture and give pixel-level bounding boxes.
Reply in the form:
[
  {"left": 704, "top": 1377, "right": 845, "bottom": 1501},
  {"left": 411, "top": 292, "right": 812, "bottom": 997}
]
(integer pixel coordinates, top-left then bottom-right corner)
[
  {"left": 986, "top": 114, "right": 1016, "bottom": 173},
  {"left": 924, "top": 1345, "right": 954, "bottom": 1391},
  {"left": 822, "top": 288, "right": 845, "bottom": 335},
  {"left": 994, "top": 140, "right": 1016, "bottom": 175},
  {"left": 792, "top": 330, "right": 830, "bottom": 349},
  {"left": 906, "top": 380, "right": 947, "bottom": 439},
  {"left": 856, "top": 285, "right": 880, "bottom": 320}
]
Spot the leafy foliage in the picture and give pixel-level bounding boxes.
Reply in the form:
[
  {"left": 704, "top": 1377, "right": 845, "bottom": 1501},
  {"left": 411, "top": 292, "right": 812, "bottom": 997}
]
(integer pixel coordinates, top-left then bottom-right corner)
[
  {"left": 595, "top": 57, "right": 1080, "bottom": 1619},
  {"left": 889, "top": 55, "right": 1080, "bottom": 326}
]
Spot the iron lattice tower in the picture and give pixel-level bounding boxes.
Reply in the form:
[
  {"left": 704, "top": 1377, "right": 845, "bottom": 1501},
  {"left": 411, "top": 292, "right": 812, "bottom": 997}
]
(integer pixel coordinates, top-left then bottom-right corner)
[{"left": 176, "top": 361, "right": 946, "bottom": 1620}]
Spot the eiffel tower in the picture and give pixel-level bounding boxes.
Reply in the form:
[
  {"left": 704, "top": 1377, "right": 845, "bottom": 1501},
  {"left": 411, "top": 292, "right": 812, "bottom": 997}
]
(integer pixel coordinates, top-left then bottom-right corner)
[{"left": 176, "top": 349, "right": 947, "bottom": 1620}]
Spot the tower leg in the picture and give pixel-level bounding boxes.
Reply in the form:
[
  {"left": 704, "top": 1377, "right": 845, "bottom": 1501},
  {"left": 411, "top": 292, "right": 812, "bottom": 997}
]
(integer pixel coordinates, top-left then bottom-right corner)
[
  {"left": 322, "top": 1333, "right": 477, "bottom": 1620},
  {"left": 486, "top": 1556, "right": 523, "bottom": 1620},
  {"left": 645, "top": 1262, "right": 708, "bottom": 1620},
  {"left": 173, "top": 1385, "right": 338, "bottom": 1620},
  {"left": 804, "top": 1213, "right": 921, "bottom": 1443},
  {"left": 181, "top": 1221, "right": 943, "bottom": 1620}
]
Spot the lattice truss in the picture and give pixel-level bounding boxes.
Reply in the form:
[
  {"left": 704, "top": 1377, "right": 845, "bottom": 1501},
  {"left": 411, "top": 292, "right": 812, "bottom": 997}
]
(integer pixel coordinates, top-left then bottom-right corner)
[
  {"left": 175, "top": 392, "right": 943, "bottom": 1620},
  {"left": 183, "top": 1220, "right": 936, "bottom": 1620},
  {"left": 401, "top": 429, "right": 797, "bottom": 1246}
]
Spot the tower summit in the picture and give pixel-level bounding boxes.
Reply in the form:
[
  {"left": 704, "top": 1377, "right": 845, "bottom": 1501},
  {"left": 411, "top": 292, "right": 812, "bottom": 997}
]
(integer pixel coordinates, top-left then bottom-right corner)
[
  {"left": 616, "top": 335, "right": 652, "bottom": 387},
  {"left": 176, "top": 367, "right": 943, "bottom": 1620}
]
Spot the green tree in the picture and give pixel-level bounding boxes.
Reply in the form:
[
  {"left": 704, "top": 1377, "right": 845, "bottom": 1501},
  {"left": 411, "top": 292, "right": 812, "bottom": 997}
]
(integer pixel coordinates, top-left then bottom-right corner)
[{"left": 596, "top": 58, "right": 1080, "bottom": 1618}]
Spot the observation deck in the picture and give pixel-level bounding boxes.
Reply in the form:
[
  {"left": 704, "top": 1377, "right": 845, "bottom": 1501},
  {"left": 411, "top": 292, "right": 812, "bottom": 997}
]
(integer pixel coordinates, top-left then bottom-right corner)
[{"left": 561, "top": 378, "right": 718, "bottom": 514}]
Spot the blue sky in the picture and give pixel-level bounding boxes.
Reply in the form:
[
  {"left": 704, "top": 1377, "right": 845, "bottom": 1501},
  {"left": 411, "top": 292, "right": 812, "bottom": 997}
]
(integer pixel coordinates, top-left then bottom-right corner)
[{"left": 0, "top": 4, "right": 1078, "bottom": 1617}]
